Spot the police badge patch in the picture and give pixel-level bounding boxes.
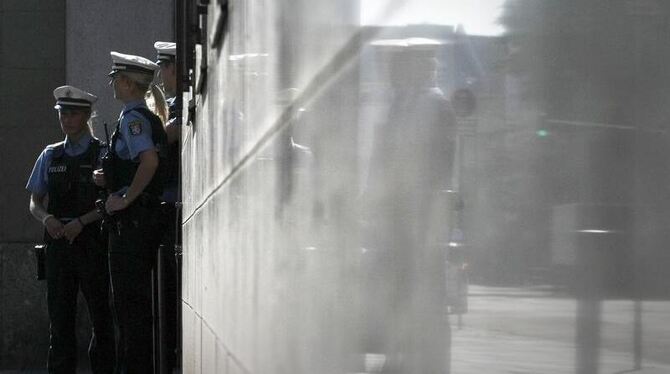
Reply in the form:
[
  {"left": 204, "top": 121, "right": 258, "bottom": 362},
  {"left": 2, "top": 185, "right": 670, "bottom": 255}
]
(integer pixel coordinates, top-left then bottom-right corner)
[{"left": 129, "top": 120, "right": 143, "bottom": 135}]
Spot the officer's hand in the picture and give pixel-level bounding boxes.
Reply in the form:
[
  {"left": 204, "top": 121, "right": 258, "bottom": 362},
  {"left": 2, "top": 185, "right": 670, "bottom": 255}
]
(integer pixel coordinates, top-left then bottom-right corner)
[
  {"left": 106, "top": 194, "right": 129, "bottom": 214},
  {"left": 44, "top": 216, "right": 65, "bottom": 240},
  {"left": 93, "top": 168, "right": 106, "bottom": 187},
  {"left": 63, "top": 220, "right": 83, "bottom": 244}
]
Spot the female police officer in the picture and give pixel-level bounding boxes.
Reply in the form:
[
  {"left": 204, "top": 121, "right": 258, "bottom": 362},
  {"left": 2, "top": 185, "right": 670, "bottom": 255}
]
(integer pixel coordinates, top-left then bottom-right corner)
[
  {"left": 154, "top": 40, "right": 181, "bottom": 372},
  {"left": 95, "top": 51, "right": 168, "bottom": 374},
  {"left": 26, "top": 86, "right": 115, "bottom": 373}
]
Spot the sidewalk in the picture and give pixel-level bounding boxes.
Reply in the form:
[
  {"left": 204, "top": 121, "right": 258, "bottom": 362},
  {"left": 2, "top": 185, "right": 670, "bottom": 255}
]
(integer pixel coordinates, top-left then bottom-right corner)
[
  {"left": 467, "top": 284, "right": 562, "bottom": 298},
  {"left": 4, "top": 284, "right": 668, "bottom": 374},
  {"left": 451, "top": 324, "right": 670, "bottom": 374},
  {"left": 450, "top": 284, "right": 670, "bottom": 374}
]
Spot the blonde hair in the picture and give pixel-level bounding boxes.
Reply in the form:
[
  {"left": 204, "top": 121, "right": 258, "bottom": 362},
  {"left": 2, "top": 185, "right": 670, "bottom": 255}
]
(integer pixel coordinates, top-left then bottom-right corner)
[
  {"left": 85, "top": 109, "right": 98, "bottom": 135},
  {"left": 119, "top": 71, "right": 168, "bottom": 124},
  {"left": 146, "top": 84, "right": 168, "bottom": 124}
]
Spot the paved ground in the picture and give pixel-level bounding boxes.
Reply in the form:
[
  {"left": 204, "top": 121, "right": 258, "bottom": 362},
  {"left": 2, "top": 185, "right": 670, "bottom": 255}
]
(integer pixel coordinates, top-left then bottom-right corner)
[
  {"left": 4, "top": 285, "right": 668, "bottom": 373},
  {"left": 450, "top": 285, "right": 670, "bottom": 374}
]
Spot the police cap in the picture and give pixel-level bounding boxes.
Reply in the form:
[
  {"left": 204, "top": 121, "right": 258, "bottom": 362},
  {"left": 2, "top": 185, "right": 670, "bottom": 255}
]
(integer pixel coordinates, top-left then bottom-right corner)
[
  {"left": 154, "top": 41, "right": 176, "bottom": 65},
  {"left": 53, "top": 85, "right": 97, "bottom": 110},
  {"left": 109, "top": 51, "right": 158, "bottom": 76}
]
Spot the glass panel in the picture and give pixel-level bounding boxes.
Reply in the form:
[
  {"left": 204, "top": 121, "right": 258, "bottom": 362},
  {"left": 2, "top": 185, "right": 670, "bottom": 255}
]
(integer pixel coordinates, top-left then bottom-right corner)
[{"left": 185, "top": 1, "right": 670, "bottom": 372}]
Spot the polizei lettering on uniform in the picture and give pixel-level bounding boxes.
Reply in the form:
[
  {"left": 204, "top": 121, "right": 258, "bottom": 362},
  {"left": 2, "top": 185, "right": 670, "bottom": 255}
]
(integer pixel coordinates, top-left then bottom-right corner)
[{"left": 48, "top": 165, "right": 67, "bottom": 173}]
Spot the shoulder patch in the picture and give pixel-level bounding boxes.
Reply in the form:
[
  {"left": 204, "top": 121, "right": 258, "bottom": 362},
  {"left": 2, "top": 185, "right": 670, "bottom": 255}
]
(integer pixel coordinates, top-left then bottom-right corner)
[{"left": 129, "top": 120, "right": 143, "bottom": 136}]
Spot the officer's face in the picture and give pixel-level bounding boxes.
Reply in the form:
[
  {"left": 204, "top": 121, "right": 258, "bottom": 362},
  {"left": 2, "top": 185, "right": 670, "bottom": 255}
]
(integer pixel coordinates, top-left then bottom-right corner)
[
  {"left": 158, "top": 62, "right": 176, "bottom": 95},
  {"left": 110, "top": 74, "right": 129, "bottom": 100},
  {"left": 58, "top": 109, "right": 89, "bottom": 136}
]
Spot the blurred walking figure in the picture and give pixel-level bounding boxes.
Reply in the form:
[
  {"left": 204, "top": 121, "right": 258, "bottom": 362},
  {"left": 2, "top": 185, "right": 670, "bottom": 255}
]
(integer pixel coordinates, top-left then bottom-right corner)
[
  {"left": 96, "top": 51, "right": 168, "bottom": 374},
  {"left": 361, "top": 38, "right": 456, "bottom": 373},
  {"left": 26, "top": 86, "right": 115, "bottom": 373}
]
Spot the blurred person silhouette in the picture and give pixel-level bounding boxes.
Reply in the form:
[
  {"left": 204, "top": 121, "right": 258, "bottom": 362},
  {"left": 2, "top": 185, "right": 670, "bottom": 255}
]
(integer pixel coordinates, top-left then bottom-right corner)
[{"left": 360, "top": 38, "right": 457, "bottom": 373}]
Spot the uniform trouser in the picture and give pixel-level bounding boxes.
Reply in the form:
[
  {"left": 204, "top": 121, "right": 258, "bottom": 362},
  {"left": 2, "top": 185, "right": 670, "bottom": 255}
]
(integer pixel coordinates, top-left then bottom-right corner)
[
  {"left": 46, "top": 231, "right": 115, "bottom": 374},
  {"left": 108, "top": 206, "right": 160, "bottom": 374},
  {"left": 158, "top": 203, "right": 180, "bottom": 370}
]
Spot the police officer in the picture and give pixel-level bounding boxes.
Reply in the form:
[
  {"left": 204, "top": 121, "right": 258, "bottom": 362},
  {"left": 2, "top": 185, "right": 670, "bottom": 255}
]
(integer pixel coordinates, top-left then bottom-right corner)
[
  {"left": 27, "top": 86, "right": 115, "bottom": 374},
  {"left": 96, "top": 51, "right": 168, "bottom": 374},
  {"left": 154, "top": 40, "right": 180, "bottom": 372},
  {"left": 155, "top": 42, "right": 178, "bottom": 126},
  {"left": 154, "top": 41, "right": 180, "bottom": 201}
]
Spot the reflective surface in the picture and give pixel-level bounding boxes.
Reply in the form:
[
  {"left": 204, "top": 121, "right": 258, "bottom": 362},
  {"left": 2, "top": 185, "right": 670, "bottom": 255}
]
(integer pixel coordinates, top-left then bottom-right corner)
[{"left": 182, "top": 1, "right": 670, "bottom": 373}]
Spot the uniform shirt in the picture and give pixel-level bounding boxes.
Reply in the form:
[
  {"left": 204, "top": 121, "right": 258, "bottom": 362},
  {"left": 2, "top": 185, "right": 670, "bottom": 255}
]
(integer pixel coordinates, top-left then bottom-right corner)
[
  {"left": 162, "top": 96, "right": 180, "bottom": 203},
  {"left": 26, "top": 133, "right": 96, "bottom": 196},
  {"left": 167, "top": 96, "right": 178, "bottom": 121},
  {"left": 114, "top": 100, "right": 155, "bottom": 161}
]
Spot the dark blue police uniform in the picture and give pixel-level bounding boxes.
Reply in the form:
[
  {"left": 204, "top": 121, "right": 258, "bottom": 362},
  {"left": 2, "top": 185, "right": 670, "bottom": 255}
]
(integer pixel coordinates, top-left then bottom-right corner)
[
  {"left": 104, "top": 51, "right": 168, "bottom": 374},
  {"left": 27, "top": 132, "right": 115, "bottom": 374},
  {"left": 155, "top": 40, "right": 181, "bottom": 372},
  {"left": 105, "top": 100, "right": 167, "bottom": 374}
]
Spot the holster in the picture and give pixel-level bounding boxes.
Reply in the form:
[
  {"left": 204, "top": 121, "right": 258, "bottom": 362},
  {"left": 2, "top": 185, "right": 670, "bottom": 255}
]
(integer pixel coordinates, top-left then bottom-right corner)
[
  {"left": 110, "top": 193, "right": 162, "bottom": 234},
  {"left": 96, "top": 195, "right": 117, "bottom": 230},
  {"left": 33, "top": 244, "right": 46, "bottom": 281}
]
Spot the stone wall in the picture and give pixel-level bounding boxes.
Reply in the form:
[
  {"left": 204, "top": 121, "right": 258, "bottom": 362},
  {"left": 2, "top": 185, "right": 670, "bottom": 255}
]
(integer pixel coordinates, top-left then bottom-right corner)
[
  {"left": 181, "top": 2, "right": 363, "bottom": 372},
  {"left": 65, "top": 0, "right": 174, "bottom": 138},
  {"left": 0, "top": 244, "right": 49, "bottom": 368},
  {"left": 0, "top": 1, "right": 66, "bottom": 367}
]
